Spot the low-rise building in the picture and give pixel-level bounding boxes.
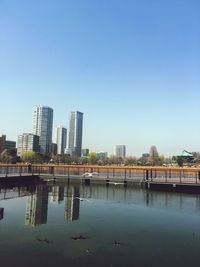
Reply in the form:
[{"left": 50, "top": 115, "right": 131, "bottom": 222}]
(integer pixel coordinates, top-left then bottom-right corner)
[
  {"left": 82, "top": 148, "right": 89, "bottom": 157},
  {"left": 0, "top": 135, "right": 16, "bottom": 154},
  {"left": 96, "top": 151, "right": 108, "bottom": 159},
  {"left": 17, "top": 133, "right": 40, "bottom": 157}
]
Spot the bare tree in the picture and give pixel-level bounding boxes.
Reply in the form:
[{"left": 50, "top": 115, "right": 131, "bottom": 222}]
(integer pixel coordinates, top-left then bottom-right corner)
[{"left": 149, "top": 145, "right": 159, "bottom": 165}]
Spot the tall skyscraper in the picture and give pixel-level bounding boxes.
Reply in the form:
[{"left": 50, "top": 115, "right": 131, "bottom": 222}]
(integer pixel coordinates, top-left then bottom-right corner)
[
  {"left": 68, "top": 111, "right": 83, "bottom": 157},
  {"left": 32, "top": 106, "right": 53, "bottom": 154},
  {"left": 115, "top": 145, "right": 126, "bottom": 158},
  {"left": 55, "top": 126, "right": 67, "bottom": 154},
  {"left": 17, "top": 133, "right": 40, "bottom": 156}
]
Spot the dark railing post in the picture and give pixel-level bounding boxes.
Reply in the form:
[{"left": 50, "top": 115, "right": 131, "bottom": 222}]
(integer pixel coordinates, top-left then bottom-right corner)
[
  {"left": 165, "top": 171, "right": 167, "bottom": 182},
  {"left": 6, "top": 166, "right": 8, "bottom": 177},
  {"left": 146, "top": 170, "right": 149, "bottom": 181},
  {"left": 68, "top": 166, "right": 70, "bottom": 178},
  {"left": 20, "top": 166, "right": 22, "bottom": 176},
  {"left": 180, "top": 170, "right": 182, "bottom": 183},
  {"left": 53, "top": 166, "right": 55, "bottom": 176},
  {"left": 49, "top": 166, "right": 54, "bottom": 175},
  {"left": 28, "top": 164, "right": 32, "bottom": 174},
  {"left": 113, "top": 168, "right": 115, "bottom": 177},
  {"left": 107, "top": 168, "right": 109, "bottom": 179},
  {"left": 150, "top": 169, "right": 153, "bottom": 181},
  {"left": 125, "top": 168, "right": 127, "bottom": 180},
  {"left": 18, "top": 187, "right": 21, "bottom": 197}
]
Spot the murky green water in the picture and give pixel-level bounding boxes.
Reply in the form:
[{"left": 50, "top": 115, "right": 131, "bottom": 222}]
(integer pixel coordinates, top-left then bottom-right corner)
[{"left": 0, "top": 181, "right": 200, "bottom": 267}]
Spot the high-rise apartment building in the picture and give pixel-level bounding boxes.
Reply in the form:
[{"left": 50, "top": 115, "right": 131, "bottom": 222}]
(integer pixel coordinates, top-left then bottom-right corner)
[
  {"left": 32, "top": 106, "right": 53, "bottom": 154},
  {"left": 55, "top": 126, "right": 67, "bottom": 154},
  {"left": 51, "top": 143, "right": 58, "bottom": 156},
  {"left": 67, "top": 111, "right": 83, "bottom": 157},
  {"left": 17, "top": 133, "right": 40, "bottom": 157},
  {"left": 115, "top": 145, "right": 126, "bottom": 158}
]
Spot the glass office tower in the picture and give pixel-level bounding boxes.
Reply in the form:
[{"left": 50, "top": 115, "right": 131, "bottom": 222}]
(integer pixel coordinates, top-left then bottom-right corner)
[
  {"left": 67, "top": 111, "right": 83, "bottom": 157},
  {"left": 55, "top": 126, "right": 67, "bottom": 154},
  {"left": 32, "top": 106, "right": 53, "bottom": 154}
]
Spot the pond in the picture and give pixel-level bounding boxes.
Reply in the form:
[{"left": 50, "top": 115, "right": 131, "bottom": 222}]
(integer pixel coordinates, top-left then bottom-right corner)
[{"left": 0, "top": 181, "right": 200, "bottom": 267}]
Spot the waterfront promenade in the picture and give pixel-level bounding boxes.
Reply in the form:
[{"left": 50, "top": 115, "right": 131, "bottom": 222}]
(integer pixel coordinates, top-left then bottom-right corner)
[{"left": 1, "top": 164, "right": 200, "bottom": 185}]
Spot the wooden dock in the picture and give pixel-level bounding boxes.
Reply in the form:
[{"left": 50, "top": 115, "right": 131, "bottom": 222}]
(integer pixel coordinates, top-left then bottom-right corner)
[{"left": 1, "top": 164, "right": 200, "bottom": 192}]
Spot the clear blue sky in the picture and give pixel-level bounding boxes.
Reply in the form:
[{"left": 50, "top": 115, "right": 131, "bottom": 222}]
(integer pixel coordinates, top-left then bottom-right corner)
[{"left": 0, "top": 0, "right": 199, "bottom": 157}]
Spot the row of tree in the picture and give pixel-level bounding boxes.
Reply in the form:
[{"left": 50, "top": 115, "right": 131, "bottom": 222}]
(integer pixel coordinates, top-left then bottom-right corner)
[
  {"left": 0, "top": 148, "right": 169, "bottom": 166},
  {"left": 1, "top": 146, "right": 200, "bottom": 166}
]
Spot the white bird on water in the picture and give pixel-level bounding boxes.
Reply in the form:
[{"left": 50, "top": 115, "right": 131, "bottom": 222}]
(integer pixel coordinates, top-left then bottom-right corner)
[
  {"left": 74, "top": 197, "right": 90, "bottom": 202},
  {"left": 108, "top": 182, "right": 125, "bottom": 185},
  {"left": 82, "top": 172, "right": 98, "bottom": 177}
]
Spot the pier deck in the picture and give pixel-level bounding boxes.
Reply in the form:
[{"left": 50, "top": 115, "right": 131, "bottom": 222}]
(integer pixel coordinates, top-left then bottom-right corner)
[{"left": 1, "top": 164, "right": 200, "bottom": 192}]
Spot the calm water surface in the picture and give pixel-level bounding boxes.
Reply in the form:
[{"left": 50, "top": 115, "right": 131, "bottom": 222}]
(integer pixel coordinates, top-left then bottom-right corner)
[{"left": 0, "top": 181, "right": 200, "bottom": 267}]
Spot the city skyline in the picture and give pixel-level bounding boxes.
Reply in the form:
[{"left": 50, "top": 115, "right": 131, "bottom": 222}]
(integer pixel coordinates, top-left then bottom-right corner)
[
  {"left": 0, "top": 0, "right": 199, "bottom": 157},
  {"left": 1, "top": 102, "right": 200, "bottom": 158},
  {"left": 1, "top": 104, "right": 200, "bottom": 158}
]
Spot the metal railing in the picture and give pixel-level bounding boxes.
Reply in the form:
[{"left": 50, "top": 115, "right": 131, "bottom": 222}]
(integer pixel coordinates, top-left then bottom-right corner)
[{"left": 1, "top": 164, "right": 200, "bottom": 185}]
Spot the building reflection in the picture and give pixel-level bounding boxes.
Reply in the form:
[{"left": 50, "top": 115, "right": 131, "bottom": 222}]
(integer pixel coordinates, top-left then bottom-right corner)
[
  {"left": 51, "top": 185, "right": 64, "bottom": 204},
  {"left": 0, "top": 207, "right": 4, "bottom": 220},
  {"left": 0, "top": 185, "right": 37, "bottom": 201},
  {"left": 65, "top": 186, "right": 80, "bottom": 221},
  {"left": 25, "top": 185, "right": 49, "bottom": 226}
]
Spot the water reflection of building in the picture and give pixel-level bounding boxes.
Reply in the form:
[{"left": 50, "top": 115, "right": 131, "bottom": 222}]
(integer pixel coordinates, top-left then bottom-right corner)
[
  {"left": 0, "top": 187, "right": 33, "bottom": 200},
  {"left": 51, "top": 186, "right": 64, "bottom": 204},
  {"left": 65, "top": 186, "right": 80, "bottom": 221},
  {"left": 25, "top": 185, "right": 48, "bottom": 226},
  {"left": 0, "top": 208, "right": 4, "bottom": 220}
]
